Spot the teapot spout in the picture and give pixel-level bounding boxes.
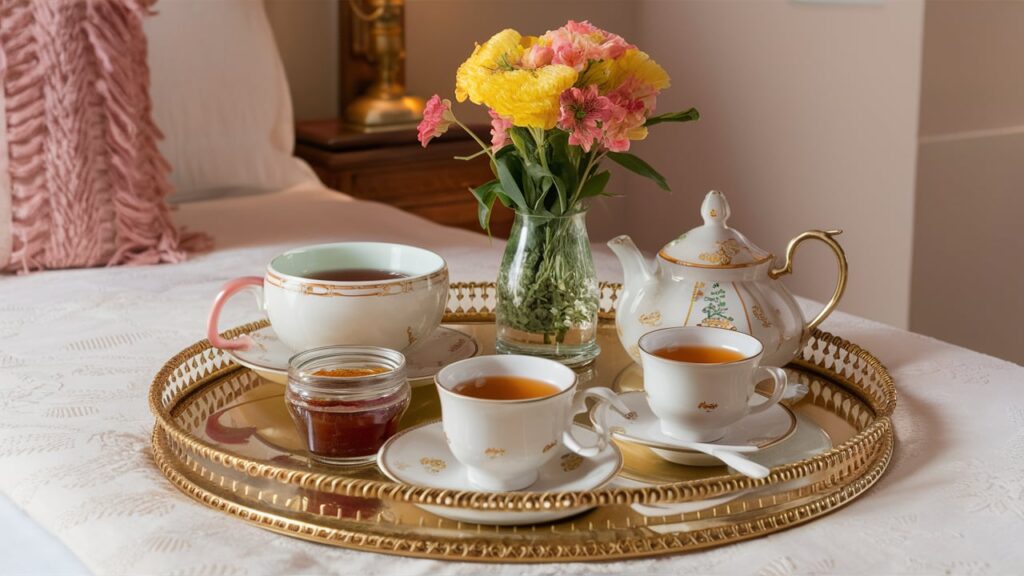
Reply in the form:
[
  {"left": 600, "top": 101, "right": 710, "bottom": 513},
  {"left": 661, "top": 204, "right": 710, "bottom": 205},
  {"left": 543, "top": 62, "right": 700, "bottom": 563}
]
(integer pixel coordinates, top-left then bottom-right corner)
[{"left": 608, "top": 235, "right": 655, "bottom": 289}]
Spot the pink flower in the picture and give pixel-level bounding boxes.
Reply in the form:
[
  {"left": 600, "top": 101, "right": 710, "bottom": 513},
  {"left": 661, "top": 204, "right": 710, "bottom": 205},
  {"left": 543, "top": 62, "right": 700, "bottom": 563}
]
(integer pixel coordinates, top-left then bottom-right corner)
[
  {"left": 417, "top": 95, "right": 454, "bottom": 148},
  {"left": 602, "top": 94, "right": 647, "bottom": 152},
  {"left": 488, "top": 109, "right": 513, "bottom": 151},
  {"left": 521, "top": 44, "right": 553, "bottom": 69},
  {"left": 549, "top": 33, "right": 590, "bottom": 71},
  {"left": 609, "top": 76, "right": 659, "bottom": 112},
  {"left": 563, "top": 20, "right": 598, "bottom": 36},
  {"left": 557, "top": 85, "right": 614, "bottom": 152},
  {"left": 542, "top": 20, "right": 637, "bottom": 71},
  {"left": 597, "top": 33, "right": 633, "bottom": 60}
]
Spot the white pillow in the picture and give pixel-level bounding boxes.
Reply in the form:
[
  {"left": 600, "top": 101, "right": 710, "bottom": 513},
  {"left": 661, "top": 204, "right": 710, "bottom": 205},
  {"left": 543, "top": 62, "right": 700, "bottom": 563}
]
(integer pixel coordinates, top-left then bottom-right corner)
[{"left": 145, "top": 0, "right": 317, "bottom": 201}]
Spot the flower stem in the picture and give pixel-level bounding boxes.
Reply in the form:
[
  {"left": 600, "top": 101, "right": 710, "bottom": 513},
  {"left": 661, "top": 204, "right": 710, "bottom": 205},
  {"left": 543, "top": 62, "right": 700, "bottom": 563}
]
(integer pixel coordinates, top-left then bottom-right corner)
[
  {"left": 453, "top": 148, "right": 489, "bottom": 161},
  {"left": 451, "top": 116, "right": 495, "bottom": 163},
  {"left": 570, "top": 150, "right": 604, "bottom": 208},
  {"left": 530, "top": 128, "right": 563, "bottom": 214}
]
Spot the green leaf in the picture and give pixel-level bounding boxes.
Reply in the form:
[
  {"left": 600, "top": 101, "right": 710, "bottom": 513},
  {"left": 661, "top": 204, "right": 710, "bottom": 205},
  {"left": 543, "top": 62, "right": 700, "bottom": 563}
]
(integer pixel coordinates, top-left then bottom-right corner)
[
  {"left": 549, "top": 174, "right": 568, "bottom": 213},
  {"left": 546, "top": 134, "right": 577, "bottom": 210},
  {"left": 579, "top": 170, "right": 611, "bottom": 199},
  {"left": 470, "top": 179, "right": 500, "bottom": 232},
  {"left": 494, "top": 155, "right": 529, "bottom": 211},
  {"left": 508, "top": 127, "right": 534, "bottom": 158},
  {"left": 644, "top": 107, "right": 700, "bottom": 127},
  {"left": 607, "top": 152, "right": 670, "bottom": 191},
  {"left": 495, "top": 144, "right": 518, "bottom": 160},
  {"left": 495, "top": 190, "right": 514, "bottom": 209},
  {"left": 525, "top": 161, "right": 554, "bottom": 182}
]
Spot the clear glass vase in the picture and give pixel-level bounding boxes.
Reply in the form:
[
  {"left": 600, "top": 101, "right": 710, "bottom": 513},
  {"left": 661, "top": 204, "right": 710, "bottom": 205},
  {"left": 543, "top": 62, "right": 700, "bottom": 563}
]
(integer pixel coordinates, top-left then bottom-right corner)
[{"left": 495, "top": 211, "right": 600, "bottom": 366}]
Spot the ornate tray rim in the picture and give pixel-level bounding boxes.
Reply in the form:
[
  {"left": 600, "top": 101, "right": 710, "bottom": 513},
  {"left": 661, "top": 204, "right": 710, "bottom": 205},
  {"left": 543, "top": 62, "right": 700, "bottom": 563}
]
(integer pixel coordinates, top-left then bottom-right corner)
[
  {"left": 150, "top": 423, "right": 893, "bottom": 563},
  {"left": 149, "top": 282, "right": 897, "bottom": 513}
]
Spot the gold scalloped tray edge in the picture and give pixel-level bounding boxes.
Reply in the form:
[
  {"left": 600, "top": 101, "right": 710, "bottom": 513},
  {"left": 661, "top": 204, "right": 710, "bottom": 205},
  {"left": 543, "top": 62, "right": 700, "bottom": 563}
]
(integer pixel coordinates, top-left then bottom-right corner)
[
  {"left": 149, "top": 282, "right": 897, "bottom": 561},
  {"left": 151, "top": 424, "right": 893, "bottom": 563}
]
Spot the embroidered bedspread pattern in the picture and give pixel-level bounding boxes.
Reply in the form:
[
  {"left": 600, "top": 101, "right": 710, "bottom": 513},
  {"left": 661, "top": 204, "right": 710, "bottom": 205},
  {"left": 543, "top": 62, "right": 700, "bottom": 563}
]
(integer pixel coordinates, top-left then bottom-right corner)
[{"left": 0, "top": 208, "right": 1022, "bottom": 573}]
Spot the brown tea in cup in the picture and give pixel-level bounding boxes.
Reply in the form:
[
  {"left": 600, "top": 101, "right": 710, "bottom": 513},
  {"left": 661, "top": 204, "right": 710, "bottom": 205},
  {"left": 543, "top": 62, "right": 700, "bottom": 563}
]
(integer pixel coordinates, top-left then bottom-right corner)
[
  {"left": 307, "top": 268, "right": 410, "bottom": 282},
  {"left": 452, "top": 376, "right": 560, "bottom": 400},
  {"left": 652, "top": 345, "right": 748, "bottom": 364}
]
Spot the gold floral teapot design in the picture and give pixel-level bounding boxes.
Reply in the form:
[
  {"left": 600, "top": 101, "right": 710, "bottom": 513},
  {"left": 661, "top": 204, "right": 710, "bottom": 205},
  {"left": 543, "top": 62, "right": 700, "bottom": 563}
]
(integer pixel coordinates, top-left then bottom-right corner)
[{"left": 608, "top": 190, "right": 848, "bottom": 366}]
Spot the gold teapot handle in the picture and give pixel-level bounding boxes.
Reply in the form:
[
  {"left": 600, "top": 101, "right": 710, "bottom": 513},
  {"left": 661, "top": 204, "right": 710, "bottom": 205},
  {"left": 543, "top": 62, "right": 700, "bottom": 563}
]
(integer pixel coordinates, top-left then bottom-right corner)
[{"left": 769, "top": 230, "right": 848, "bottom": 332}]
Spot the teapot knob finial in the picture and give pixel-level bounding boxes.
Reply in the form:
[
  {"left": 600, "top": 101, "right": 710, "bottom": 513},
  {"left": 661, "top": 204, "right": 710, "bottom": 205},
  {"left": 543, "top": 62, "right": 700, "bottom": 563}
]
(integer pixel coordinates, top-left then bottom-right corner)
[{"left": 701, "top": 190, "right": 731, "bottom": 227}]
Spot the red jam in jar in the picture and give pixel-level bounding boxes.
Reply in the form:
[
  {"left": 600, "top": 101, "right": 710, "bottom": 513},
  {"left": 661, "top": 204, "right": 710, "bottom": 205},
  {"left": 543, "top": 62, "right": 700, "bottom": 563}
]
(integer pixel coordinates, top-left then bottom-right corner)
[{"left": 286, "top": 347, "right": 409, "bottom": 465}]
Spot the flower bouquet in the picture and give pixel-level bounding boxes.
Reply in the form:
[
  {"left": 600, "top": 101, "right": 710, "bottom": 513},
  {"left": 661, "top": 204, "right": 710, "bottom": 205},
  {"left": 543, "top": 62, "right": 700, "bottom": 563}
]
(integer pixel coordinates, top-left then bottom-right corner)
[{"left": 418, "top": 20, "right": 698, "bottom": 364}]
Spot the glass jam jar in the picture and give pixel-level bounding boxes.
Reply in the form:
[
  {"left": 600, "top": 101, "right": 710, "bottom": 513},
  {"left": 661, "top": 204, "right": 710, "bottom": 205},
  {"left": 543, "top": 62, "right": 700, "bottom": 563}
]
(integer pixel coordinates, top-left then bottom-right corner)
[{"left": 286, "top": 346, "right": 410, "bottom": 465}]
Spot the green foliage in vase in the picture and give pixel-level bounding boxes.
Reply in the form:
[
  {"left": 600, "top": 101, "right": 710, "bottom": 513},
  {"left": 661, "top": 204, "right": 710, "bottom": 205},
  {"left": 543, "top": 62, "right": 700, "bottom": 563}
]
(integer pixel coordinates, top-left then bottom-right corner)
[{"left": 496, "top": 211, "right": 597, "bottom": 344}]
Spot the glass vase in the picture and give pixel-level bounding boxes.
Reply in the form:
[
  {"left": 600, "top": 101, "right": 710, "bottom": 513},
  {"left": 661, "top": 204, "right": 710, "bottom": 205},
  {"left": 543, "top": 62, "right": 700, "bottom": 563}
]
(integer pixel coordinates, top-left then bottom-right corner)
[{"left": 495, "top": 210, "right": 600, "bottom": 366}]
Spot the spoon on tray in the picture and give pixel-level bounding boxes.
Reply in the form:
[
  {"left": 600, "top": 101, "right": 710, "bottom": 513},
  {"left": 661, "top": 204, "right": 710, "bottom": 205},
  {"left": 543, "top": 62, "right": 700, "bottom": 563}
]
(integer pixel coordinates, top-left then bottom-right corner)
[
  {"left": 594, "top": 392, "right": 783, "bottom": 478},
  {"left": 672, "top": 442, "right": 771, "bottom": 479}
]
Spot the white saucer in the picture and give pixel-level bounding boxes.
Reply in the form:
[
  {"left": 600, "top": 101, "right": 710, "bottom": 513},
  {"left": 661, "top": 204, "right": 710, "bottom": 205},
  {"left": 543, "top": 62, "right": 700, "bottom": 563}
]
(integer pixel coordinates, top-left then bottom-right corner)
[
  {"left": 595, "top": 391, "right": 797, "bottom": 467},
  {"left": 377, "top": 421, "right": 622, "bottom": 526},
  {"left": 223, "top": 325, "right": 478, "bottom": 385}
]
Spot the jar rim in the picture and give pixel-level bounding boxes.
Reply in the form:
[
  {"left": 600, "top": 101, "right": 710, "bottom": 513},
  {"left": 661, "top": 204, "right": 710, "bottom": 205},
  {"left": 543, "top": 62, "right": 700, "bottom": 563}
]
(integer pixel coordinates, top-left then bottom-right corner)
[{"left": 288, "top": 345, "right": 407, "bottom": 398}]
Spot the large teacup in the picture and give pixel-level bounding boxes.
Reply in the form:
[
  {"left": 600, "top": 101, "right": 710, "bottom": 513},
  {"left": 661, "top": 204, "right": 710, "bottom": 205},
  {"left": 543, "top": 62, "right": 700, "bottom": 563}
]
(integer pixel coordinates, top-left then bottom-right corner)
[{"left": 207, "top": 242, "right": 448, "bottom": 353}]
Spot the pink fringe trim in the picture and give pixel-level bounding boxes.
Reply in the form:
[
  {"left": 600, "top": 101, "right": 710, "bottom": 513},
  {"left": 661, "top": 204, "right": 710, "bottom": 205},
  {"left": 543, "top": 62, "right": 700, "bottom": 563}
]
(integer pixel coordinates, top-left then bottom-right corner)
[{"left": 0, "top": 0, "right": 204, "bottom": 273}]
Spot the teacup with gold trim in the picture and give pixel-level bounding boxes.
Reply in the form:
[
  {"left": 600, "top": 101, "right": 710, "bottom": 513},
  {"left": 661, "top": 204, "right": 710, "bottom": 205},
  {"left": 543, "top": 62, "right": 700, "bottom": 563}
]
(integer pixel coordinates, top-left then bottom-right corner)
[{"left": 207, "top": 242, "right": 448, "bottom": 353}]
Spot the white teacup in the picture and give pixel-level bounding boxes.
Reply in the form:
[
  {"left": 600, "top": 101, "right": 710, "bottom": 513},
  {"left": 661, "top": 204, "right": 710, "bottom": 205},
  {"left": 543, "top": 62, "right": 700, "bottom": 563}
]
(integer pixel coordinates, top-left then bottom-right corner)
[
  {"left": 207, "top": 242, "right": 448, "bottom": 353},
  {"left": 435, "top": 355, "right": 629, "bottom": 491},
  {"left": 638, "top": 327, "right": 787, "bottom": 442}
]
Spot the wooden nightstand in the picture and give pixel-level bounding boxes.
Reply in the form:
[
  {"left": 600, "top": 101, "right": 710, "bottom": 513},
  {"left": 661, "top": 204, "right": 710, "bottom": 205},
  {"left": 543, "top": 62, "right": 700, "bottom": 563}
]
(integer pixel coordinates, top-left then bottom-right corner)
[{"left": 295, "top": 120, "right": 513, "bottom": 237}]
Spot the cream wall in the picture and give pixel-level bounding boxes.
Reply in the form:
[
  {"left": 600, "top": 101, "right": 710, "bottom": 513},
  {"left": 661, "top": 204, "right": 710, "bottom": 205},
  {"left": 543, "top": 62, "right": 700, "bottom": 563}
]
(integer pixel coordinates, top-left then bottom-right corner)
[
  {"left": 265, "top": 0, "right": 339, "bottom": 120},
  {"left": 910, "top": 1, "right": 1024, "bottom": 364},
  {"left": 604, "top": 0, "right": 925, "bottom": 329}
]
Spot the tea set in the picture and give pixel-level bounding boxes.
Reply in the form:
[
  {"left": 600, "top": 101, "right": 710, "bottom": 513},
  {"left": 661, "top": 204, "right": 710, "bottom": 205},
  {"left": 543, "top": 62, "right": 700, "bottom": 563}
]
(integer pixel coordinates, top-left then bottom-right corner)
[{"left": 205, "top": 190, "right": 847, "bottom": 525}]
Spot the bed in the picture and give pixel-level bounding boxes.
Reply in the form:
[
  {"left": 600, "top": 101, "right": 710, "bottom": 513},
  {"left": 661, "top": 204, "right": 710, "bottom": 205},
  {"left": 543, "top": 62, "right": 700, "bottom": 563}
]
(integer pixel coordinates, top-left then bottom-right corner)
[
  {"left": 2, "top": 181, "right": 1023, "bottom": 574},
  {"left": 2, "top": 2, "right": 1022, "bottom": 574}
]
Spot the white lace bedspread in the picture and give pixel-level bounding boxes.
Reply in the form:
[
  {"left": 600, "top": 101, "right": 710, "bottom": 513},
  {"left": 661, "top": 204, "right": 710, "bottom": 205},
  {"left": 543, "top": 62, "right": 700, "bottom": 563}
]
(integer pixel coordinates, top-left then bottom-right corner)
[{"left": 1, "top": 185, "right": 1021, "bottom": 575}]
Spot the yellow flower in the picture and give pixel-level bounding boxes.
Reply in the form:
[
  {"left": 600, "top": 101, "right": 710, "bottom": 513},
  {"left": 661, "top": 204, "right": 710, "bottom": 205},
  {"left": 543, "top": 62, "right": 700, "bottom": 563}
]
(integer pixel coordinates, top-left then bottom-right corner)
[
  {"left": 455, "top": 29, "right": 577, "bottom": 129},
  {"left": 578, "top": 59, "right": 612, "bottom": 88},
  {"left": 605, "top": 49, "right": 670, "bottom": 93}
]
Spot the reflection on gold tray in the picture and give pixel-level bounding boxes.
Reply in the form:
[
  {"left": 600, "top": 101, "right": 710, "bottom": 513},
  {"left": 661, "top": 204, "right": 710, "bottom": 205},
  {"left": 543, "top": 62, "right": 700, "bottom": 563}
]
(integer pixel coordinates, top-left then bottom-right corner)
[{"left": 150, "top": 282, "right": 895, "bottom": 562}]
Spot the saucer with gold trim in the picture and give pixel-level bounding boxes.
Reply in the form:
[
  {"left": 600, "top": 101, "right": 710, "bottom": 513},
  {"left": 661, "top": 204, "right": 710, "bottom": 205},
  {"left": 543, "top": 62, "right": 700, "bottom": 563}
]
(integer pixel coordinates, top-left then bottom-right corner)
[
  {"left": 595, "top": 391, "right": 797, "bottom": 467},
  {"left": 224, "top": 325, "right": 478, "bottom": 385},
  {"left": 377, "top": 420, "right": 622, "bottom": 525}
]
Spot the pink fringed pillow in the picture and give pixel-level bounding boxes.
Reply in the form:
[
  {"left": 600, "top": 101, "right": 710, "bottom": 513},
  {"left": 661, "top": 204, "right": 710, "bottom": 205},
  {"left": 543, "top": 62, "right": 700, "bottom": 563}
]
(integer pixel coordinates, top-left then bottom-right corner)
[{"left": 0, "top": 0, "right": 191, "bottom": 273}]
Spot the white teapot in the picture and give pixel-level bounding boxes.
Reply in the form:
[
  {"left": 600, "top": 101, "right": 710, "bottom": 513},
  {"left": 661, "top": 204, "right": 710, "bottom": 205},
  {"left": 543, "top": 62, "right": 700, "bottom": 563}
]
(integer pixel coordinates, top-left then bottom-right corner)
[{"left": 608, "top": 190, "right": 848, "bottom": 367}]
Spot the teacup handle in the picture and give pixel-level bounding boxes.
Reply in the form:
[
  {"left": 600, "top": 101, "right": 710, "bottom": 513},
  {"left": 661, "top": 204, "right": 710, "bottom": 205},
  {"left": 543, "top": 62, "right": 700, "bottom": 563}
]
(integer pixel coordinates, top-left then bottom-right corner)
[
  {"left": 207, "top": 276, "right": 264, "bottom": 350},
  {"left": 749, "top": 366, "right": 788, "bottom": 415},
  {"left": 563, "top": 387, "right": 635, "bottom": 458}
]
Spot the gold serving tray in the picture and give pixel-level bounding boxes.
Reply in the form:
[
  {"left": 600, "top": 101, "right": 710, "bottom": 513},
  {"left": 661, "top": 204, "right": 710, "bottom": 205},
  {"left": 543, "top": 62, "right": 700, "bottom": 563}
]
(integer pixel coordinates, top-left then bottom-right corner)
[{"left": 150, "top": 283, "right": 895, "bottom": 562}]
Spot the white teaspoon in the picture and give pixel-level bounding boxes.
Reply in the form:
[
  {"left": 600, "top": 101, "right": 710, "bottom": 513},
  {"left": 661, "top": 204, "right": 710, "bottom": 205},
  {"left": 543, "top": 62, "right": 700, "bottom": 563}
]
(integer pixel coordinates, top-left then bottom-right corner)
[{"left": 689, "top": 445, "right": 770, "bottom": 478}]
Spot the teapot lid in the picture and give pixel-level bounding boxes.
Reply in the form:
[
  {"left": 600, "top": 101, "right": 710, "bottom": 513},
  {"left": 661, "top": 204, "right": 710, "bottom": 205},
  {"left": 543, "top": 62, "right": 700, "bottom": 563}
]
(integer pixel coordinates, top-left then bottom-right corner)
[{"left": 658, "top": 190, "right": 772, "bottom": 268}]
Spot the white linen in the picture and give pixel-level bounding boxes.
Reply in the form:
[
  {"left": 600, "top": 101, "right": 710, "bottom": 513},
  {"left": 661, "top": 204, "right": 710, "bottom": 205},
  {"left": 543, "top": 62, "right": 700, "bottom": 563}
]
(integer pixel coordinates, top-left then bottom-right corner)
[
  {"left": 145, "top": 0, "right": 316, "bottom": 200},
  {"left": 0, "top": 492, "right": 89, "bottom": 576},
  {"left": 1, "top": 184, "right": 1022, "bottom": 575}
]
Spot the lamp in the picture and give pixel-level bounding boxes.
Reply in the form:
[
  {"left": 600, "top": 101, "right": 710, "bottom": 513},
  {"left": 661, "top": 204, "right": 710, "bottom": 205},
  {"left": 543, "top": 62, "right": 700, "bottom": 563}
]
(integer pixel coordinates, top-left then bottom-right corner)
[{"left": 343, "top": 0, "right": 424, "bottom": 132}]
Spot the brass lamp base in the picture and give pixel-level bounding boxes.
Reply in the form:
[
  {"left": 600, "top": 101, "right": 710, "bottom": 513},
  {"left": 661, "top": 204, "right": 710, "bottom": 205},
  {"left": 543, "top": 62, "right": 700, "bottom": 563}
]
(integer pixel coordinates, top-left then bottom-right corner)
[{"left": 344, "top": 94, "right": 424, "bottom": 133}]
